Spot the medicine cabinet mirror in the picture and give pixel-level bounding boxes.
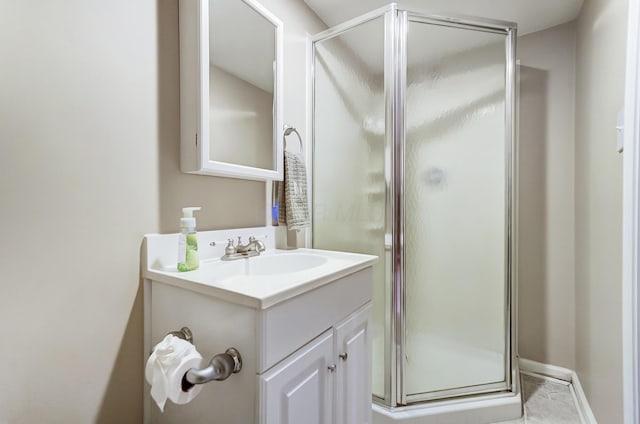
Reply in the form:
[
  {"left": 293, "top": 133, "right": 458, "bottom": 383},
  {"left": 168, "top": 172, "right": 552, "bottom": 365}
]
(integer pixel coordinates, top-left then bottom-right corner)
[{"left": 179, "top": 0, "right": 284, "bottom": 180}]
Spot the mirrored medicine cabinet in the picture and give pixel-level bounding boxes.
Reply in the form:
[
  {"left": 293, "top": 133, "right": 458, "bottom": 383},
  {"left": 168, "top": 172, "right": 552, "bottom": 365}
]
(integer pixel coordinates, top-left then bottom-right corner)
[{"left": 179, "top": 0, "right": 284, "bottom": 180}]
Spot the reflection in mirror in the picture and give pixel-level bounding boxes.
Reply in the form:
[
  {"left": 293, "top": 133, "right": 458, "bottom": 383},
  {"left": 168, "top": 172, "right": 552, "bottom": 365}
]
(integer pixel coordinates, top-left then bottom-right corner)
[{"left": 209, "top": 0, "right": 276, "bottom": 170}]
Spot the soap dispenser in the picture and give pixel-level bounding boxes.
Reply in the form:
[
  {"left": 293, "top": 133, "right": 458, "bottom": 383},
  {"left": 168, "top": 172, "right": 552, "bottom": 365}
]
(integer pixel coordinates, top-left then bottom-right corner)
[{"left": 177, "top": 207, "right": 201, "bottom": 272}]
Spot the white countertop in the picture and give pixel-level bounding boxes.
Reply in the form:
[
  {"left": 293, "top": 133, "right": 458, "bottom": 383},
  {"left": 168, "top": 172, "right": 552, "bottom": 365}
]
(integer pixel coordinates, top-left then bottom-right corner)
[{"left": 143, "top": 247, "right": 377, "bottom": 309}]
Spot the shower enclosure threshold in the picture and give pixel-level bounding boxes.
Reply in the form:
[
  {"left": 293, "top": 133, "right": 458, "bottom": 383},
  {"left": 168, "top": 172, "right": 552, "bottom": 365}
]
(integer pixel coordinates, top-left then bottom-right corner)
[{"left": 372, "top": 365, "right": 522, "bottom": 424}]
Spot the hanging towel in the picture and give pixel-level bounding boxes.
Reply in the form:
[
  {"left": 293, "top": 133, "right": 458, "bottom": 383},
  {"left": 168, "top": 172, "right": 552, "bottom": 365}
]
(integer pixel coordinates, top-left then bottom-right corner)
[{"left": 276, "top": 151, "right": 310, "bottom": 231}]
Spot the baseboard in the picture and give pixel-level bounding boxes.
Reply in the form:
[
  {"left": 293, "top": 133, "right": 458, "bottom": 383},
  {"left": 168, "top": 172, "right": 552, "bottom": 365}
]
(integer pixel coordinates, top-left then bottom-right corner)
[
  {"left": 571, "top": 370, "right": 598, "bottom": 424},
  {"left": 519, "top": 358, "right": 573, "bottom": 381},
  {"left": 519, "top": 358, "right": 597, "bottom": 424}
]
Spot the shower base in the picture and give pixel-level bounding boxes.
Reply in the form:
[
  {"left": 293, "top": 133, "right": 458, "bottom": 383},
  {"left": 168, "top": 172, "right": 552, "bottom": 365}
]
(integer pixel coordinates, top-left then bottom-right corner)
[
  {"left": 372, "top": 329, "right": 522, "bottom": 423},
  {"left": 372, "top": 365, "right": 522, "bottom": 424}
]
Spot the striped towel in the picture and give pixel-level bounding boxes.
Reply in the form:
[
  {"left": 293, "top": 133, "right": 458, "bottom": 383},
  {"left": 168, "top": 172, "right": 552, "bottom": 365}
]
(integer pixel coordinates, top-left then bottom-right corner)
[{"left": 276, "top": 151, "right": 310, "bottom": 231}]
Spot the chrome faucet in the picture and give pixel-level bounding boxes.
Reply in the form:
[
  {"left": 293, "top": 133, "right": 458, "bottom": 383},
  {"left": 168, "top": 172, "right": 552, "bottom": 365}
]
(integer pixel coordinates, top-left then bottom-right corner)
[
  {"left": 221, "top": 236, "right": 266, "bottom": 261},
  {"left": 237, "top": 236, "right": 266, "bottom": 254}
]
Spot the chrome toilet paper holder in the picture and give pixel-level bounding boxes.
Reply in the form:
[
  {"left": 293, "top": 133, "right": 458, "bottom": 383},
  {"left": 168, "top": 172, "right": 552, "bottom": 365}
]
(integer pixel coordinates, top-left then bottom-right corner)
[
  {"left": 165, "top": 326, "right": 242, "bottom": 391},
  {"left": 168, "top": 327, "right": 193, "bottom": 344}
]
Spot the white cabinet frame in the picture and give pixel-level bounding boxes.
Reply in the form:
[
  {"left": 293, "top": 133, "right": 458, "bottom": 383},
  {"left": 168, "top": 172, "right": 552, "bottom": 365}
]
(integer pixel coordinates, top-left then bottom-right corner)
[{"left": 179, "top": 0, "right": 284, "bottom": 180}]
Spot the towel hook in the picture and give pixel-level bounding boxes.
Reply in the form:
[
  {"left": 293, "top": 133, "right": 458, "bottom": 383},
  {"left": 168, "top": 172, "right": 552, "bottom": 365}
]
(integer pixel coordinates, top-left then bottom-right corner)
[{"left": 283, "top": 124, "right": 303, "bottom": 154}]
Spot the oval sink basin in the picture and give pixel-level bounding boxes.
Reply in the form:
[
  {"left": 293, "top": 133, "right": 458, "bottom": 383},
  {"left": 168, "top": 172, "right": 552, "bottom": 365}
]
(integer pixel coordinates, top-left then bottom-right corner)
[{"left": 247, "top": 253, "right": 328, "bottom": 276}]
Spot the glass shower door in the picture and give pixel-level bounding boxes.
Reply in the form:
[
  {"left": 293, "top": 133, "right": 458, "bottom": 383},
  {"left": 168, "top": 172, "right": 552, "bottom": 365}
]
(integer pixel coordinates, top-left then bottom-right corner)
[
  {"left": 403, "top": 18, "right": 511, "bottom": 401},
  {"left": 310, "top": 15, "right": 388, "bottom": 400}
]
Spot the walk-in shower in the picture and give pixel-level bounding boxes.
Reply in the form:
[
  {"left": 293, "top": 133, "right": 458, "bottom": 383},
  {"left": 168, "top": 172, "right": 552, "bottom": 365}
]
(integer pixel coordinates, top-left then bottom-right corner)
[{"left": 308, "top": 4, "right": 519, "bottom": 421}]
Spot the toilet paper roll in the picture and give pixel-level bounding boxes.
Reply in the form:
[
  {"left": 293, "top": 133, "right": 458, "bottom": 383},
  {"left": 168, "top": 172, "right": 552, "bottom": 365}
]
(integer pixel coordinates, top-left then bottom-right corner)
[{"left": 146, "top": 335, "right": 204, "bottom": 412}]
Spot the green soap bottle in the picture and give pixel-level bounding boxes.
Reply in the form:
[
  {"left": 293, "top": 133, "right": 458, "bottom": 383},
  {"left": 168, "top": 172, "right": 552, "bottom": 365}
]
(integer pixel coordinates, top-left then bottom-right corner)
[{"left": 177, "top": 207, "right": 201, "bottom": 272}]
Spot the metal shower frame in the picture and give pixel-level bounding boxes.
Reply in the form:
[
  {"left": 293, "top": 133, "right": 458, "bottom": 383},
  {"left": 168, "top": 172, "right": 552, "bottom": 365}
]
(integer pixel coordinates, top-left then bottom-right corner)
[{"left": 307, "top": 3, "right": 518, "bottom": 408}]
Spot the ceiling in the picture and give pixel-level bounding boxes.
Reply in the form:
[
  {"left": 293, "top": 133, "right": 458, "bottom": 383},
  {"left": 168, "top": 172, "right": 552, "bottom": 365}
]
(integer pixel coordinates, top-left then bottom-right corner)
[{"left": 303, "top": 0, "right": 584, "bottom": 36}]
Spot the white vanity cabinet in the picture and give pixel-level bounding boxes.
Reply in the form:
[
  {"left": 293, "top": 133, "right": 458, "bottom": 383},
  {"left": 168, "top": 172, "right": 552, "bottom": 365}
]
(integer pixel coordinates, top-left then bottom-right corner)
[
  {"left": 334, "top": 304, "right": 372, "bottom": 424},
  {"left": 260, "top": 303, "right": 372, "bottom": 424},
  {"left": 142, "top": 228, "right": 376, "bottom": 424},
  {"left": 260, "top": 329, "right": 334, "bottom": 424}
]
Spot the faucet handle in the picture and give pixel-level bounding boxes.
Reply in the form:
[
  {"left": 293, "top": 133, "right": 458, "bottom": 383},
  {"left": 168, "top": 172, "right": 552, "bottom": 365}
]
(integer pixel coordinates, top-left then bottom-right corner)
[
  {"left": 225, "top": 239, "right": 236, "bottom": 255},
  {"left": 251, "top": 236, "right": 266, "bottom": 252},
  {"left": 237, "top": 236, "right": 243, "bottom": 246}
]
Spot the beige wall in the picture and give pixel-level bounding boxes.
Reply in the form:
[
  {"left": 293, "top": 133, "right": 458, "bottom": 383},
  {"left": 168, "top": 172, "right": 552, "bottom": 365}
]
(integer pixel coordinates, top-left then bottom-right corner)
[
  {"left": 259, "top": 0, "right": 326, "bottom": 161},
  {"left": 574, "top": 0, "right": 627, "bottom": 422},
  {"left": 518, "top": 13, "right": 628, "bottom": 422},
  {"left": 0, "top": 0, "right": 323, "bottom": 423},
  {"left": 0, "top": 2, "right": 161, "bottom": 421},
  {"left": 260, "top": 0, "right": 326, "bottom": 248},
  {"left": 517, "top": 22, "right": 577, "bottom": 370}
]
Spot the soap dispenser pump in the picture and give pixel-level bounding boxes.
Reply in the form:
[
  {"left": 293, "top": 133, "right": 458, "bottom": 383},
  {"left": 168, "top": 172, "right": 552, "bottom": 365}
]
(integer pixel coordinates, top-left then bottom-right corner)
[{"left": 177, "top": 207, "right": 201, "bottom": 272}]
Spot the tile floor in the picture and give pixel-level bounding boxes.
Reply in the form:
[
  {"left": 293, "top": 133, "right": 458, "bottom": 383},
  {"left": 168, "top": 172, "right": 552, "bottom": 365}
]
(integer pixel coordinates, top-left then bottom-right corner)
[{"left": 497, "top": 373, "right": 582, "bottom": 423}]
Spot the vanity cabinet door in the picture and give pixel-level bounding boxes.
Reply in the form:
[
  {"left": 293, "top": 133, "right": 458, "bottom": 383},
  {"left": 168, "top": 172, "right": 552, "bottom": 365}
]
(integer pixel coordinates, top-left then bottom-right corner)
[
  {"left": 259, "top": 330, "right": 334, "bottom": 424},
  {"left": 334, "top": 303, "right": 372, "bottom": 424}
]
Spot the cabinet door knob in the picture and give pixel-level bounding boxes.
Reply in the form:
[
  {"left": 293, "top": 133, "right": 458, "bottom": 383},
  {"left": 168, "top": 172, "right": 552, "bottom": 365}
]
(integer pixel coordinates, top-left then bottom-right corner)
[
  {"left": 339, "top": 352, "right": 348, "bottom": 361},
  {"left": 328, "top": 364, "right": 337, "bottom": 372}
]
